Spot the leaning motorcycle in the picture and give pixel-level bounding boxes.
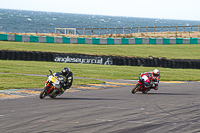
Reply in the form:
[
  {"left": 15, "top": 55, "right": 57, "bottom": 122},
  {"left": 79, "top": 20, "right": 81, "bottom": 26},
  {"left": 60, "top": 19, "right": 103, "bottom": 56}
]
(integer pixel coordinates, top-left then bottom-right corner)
[
  {"left": 131, "top": 73, "right": 158, "bottom": 94},
  {"left": 39, "top": 70, "right": 64, "bottom": 99}
]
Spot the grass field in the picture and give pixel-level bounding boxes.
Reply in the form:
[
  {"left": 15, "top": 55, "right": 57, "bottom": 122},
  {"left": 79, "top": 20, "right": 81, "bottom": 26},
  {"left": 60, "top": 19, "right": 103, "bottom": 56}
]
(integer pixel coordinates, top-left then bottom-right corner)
[
  {"left": 0, "top": 41, "right": 200, "bottom": 89},
  {"left": 0, "top": 60, "right": 200, "bottom": 89},
  {"left": 0, "top": 41, "right": 200, "bottom": 59},
  {"left": 0, "top": 73, "right": 104, "bottom": 90}
]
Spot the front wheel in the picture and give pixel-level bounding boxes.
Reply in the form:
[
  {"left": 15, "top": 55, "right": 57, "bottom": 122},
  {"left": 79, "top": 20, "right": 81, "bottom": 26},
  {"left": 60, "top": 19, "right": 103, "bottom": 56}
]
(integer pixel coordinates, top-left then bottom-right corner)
[
  {"left": 39, "top": 86, "right": 50, "bottom": 99},
  {"left": 132, "top": 84, "right": 140, "bottom": 94}
]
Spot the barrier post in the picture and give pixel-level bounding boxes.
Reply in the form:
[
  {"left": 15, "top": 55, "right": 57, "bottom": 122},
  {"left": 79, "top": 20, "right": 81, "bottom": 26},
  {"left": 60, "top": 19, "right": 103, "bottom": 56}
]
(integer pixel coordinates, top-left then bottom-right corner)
[
  {"left": 146, "top": 27, "right": 148, "bottom": 33},
  {"left": 130, "top": 27, "right": 132, "bottom": 34},
  {"left": 99, "top": 28, "right": 101, "bottom": 35},
  {"left": 83, "top": 28, "right": 85, "bottom": 35},
  {"left": 115, "top": 28, "right": 117, "bottom": 37}
]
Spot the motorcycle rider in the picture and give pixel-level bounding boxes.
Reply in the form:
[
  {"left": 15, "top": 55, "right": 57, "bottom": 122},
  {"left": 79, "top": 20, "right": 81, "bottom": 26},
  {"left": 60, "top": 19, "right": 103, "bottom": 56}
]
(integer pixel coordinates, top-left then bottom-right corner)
[
  {"left": 59, "top": 67, "right": 73, "bottom": 93},
  {"left": 144, "top": 69, "right": 160, "bottom": 90}
]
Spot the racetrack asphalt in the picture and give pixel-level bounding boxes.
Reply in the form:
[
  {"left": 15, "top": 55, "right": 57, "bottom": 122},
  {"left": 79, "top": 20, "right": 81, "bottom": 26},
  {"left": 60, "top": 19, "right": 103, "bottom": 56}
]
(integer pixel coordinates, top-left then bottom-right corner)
[{"left": 0, "top": 79, "right": 200, "bottom": 133}]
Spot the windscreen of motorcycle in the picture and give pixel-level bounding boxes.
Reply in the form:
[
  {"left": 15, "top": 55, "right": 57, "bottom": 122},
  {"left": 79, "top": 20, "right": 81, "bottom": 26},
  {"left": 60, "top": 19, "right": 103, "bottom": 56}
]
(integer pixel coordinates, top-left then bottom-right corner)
[
  {"left": 142, "top": 75, "right": 148, "bottom": 81},
  {"left": 142, "top": 75, "right": 150, "bottom": 86}
]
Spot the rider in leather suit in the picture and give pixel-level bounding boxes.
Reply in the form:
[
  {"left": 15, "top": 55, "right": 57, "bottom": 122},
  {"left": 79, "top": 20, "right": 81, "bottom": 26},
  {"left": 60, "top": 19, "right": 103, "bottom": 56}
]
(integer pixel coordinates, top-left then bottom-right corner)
[
  {"left": 60, "top": 67, "right": 73, "bottom": 93},
  {"left": 144, "top": 69, "right": 160, "bottom": 90}
]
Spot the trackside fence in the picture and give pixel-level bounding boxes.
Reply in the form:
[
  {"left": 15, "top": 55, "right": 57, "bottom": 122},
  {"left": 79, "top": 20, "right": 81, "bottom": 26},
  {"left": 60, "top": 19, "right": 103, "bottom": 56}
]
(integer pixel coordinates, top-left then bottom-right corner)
[
  {"left": 55, "top": 25, "right": 200, "bottom": 36},
  {"left": 0, "top": 34, "right": 200, "bottom": 44}
]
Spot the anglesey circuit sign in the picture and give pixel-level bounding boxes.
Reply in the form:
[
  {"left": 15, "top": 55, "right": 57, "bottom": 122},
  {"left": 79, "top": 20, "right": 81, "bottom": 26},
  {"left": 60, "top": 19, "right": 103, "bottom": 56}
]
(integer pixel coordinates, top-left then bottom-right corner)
[{"left": 54, "top": 54, "right": 113, "bottom": 65}]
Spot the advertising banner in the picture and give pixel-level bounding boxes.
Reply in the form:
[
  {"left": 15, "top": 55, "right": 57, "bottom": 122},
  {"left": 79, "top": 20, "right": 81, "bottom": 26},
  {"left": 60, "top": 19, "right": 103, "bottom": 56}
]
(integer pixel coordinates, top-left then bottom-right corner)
[{"left": 53, "top": 54, "right": 113, "bottom": 65}]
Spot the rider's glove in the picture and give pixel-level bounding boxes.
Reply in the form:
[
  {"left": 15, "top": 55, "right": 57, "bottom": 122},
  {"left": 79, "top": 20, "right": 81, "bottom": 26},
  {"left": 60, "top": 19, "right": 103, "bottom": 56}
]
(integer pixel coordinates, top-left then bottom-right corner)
[{"left": 153, "top": 78, "right": 157, "bottom": 82}]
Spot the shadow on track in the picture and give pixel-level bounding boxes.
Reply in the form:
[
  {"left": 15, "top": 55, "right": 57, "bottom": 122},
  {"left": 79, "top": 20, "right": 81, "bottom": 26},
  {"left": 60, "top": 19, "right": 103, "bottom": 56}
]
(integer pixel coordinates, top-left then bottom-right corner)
[
  {"left": 136, "top": 92, "right": 196, "bottom": 96},
  {"left": 43, "top": 97, "right": 121, "bottom": 101}
]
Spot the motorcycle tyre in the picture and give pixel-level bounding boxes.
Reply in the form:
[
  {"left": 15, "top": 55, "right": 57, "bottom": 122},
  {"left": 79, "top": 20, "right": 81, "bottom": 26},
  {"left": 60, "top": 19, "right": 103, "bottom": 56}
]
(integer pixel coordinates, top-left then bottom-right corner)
[
  {"left": 50, "top": 94, "right": 57, "bottom": 99},
  {"left": 39, "top": 86, "right": 49, "bottom": 99},
  {"left": 142, "top": 90, "right": 148, "bottom": 94},
  {"left": 132, "top": 84, "right": 140, "bottom": 94}
]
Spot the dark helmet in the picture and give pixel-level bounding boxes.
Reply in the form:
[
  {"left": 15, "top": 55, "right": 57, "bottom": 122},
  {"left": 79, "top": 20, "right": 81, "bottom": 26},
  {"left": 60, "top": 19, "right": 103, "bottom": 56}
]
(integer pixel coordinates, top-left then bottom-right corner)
[{"left": 61, "top": 67, "right": 70, "bottom": 76}]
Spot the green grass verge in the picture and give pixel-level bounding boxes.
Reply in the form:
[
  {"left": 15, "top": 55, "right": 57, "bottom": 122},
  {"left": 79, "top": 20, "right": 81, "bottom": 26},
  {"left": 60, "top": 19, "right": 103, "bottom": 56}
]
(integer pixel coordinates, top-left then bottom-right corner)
[
  {"left": 1, "top": 41, "right": 200, "bottom": 59},
  {"left": 0, "top": 73, "right": 104, "bottom": 90},
  {"left": 0, "top": 60, "right": 200, "bottom": 89}
]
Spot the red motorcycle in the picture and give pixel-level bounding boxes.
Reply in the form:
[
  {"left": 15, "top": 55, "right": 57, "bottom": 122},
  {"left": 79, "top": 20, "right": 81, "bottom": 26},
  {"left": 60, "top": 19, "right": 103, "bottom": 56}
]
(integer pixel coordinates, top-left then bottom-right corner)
[{"left": 131, "top": 73, "right": 158, "bottom": 94}]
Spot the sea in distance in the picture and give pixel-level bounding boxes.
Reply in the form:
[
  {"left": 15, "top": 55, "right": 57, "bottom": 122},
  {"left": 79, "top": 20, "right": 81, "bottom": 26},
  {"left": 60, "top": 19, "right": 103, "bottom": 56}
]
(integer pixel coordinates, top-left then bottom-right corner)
[{"left": 0, "top": 8, "right": 200, "bottom": 35}]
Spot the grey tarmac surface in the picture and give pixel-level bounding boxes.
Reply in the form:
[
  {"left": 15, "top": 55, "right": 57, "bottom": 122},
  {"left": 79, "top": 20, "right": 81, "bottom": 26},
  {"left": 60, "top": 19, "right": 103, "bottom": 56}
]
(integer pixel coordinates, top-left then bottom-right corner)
[{"left": 0, "top": 80, "right": 200, "bottom": 133}]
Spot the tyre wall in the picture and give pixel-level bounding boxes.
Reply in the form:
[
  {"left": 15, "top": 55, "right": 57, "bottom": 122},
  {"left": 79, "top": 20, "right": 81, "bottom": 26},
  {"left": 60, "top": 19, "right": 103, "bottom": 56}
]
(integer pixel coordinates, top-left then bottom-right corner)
[{"left": 0, "top": 50, "right": 200, "bottom": 69}]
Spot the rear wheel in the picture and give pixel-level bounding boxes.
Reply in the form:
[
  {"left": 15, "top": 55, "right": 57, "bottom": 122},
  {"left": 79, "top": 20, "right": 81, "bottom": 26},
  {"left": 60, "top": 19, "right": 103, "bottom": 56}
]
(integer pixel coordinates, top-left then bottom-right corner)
[
  {"left": 39, "top": 86, "right": 50, "bottom": 99},
  {"left": 142, "top": 90, "right": 148, "bottom": 94},
  {"left": 132, "top": 84, "right": 140, "bottom": 94},
  {"left": 50, "top": 93, "right": 57, "bottom": 99}
]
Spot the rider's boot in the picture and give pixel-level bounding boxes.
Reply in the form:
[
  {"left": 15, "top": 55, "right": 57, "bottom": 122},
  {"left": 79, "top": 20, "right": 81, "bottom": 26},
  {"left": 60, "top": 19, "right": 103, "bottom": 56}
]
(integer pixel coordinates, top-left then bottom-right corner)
[
  {"left": 59, "top": 88, "right": 65, "bottom": 95},
  {"left": 154, "top": 85, "right": 158, "bottom": 90}
]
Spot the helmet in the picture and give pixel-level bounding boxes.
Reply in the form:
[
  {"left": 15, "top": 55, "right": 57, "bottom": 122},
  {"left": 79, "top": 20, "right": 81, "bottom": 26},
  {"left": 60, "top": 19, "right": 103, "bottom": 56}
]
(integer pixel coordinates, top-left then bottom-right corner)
[
  {"left": 61, "top": 67, "right": 70, "bottom": 76},
  {"left": 153, "top": 69, "right": 160, "bottom": 76}
]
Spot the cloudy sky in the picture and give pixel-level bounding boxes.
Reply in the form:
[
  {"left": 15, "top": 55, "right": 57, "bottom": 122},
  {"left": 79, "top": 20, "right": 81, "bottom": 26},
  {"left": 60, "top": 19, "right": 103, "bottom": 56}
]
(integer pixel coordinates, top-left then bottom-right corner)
[{"left": 1, "top": 0, "right": 200, "bottom": 21}]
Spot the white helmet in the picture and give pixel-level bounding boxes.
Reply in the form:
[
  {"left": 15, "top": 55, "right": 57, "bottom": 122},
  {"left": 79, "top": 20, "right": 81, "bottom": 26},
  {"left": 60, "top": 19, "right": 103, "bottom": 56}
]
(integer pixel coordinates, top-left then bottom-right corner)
[{"left": 153, "top": 69, "right": 160, "bottom": 76}]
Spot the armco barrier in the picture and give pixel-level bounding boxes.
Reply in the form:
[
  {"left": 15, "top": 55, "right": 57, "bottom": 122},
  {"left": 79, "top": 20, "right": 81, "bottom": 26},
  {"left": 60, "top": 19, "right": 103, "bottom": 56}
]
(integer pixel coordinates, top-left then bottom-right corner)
[
  {"left": 1, "top": 34, "right": 200, "bottom": 44},
  {"left": 0, "top": 50, "right": 200, "bottom": 69}
]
